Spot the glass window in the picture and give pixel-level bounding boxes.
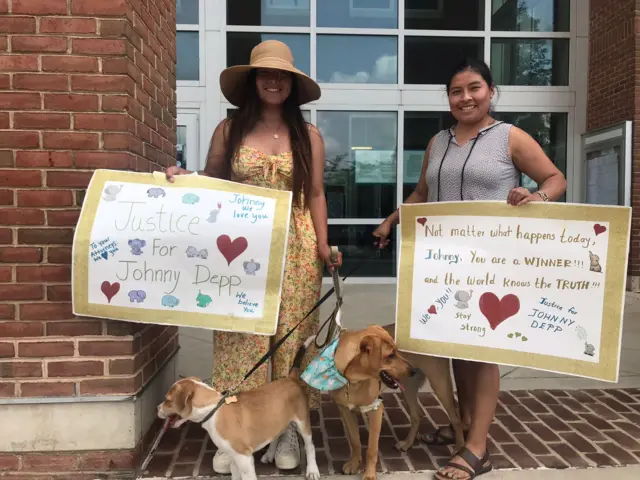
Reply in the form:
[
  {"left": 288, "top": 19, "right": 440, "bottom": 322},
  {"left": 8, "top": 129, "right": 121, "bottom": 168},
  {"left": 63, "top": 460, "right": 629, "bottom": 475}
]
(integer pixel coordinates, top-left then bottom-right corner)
[
  {"left": 405, "top": 37, "right": 483, "bottom": 85},
  {"left": 327, "top": 225, "right": 396, "bottom": 277},
  {"left": 318, "top": 0, "right": 398, "bottom": 29},
  {"left": 176, "top": 31, "right": 199, "bottom": 81},
  {"left": 405, "top": 0, "right": 484, "bottom": 30},
  {"left": 493, "top": 112, "right": 567, "bottom": 201},
  {"left": 491, "top": 0, "right": 570, "bottom": 32},
  {"left": 227, "top": 33, "right": 310, "bottom": 75},
  {"left": 176, "top": 0, "right": 199, "bottom": 24},
  {"left": 227, "top": 0, "right": 310, "bottom": 27},
  {"left": 402, "top": 112, "right": 455, "bottom": 199},
  {"left": 491, "top": 38, "right": 569, "bottom": 86},
  {"left": 317, "top": 36, "right": 397, "bottom": 84},
  {"left": 176, "top": 126, "right": 187, "bottom": 169},
  {"left": 318, "top": 111, "right": 397, "bottom": 219}
]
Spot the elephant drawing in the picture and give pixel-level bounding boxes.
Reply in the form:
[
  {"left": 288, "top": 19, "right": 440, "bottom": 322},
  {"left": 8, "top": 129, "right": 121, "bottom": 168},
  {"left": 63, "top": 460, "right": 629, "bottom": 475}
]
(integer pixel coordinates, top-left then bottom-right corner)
[{"left": 128, "top": 290, "right": 146, "bottom": 303}]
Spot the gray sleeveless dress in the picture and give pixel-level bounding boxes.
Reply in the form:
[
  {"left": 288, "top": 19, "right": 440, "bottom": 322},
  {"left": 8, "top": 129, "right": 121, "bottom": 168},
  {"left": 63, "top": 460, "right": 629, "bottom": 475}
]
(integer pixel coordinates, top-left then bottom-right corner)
[{"left": 425, "top": 121, "right": 520, "bottom": 202}]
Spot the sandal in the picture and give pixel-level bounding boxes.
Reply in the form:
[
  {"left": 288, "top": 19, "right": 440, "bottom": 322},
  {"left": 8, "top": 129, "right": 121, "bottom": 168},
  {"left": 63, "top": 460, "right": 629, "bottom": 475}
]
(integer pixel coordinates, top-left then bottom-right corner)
[
  {"left": 434, "top": 447, "right": 492, "bottom": 480},
  {"left": 419, "top": 425, "right": 469, "bottom": 446}
]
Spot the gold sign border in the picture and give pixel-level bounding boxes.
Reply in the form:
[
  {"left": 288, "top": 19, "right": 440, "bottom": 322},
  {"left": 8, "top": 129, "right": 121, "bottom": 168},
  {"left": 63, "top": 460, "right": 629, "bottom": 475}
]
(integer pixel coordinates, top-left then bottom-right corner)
[
  {"left": 396, "top": 201, "right": 631, "bottom": 382},
  {"left": 72, "top": 169, "right": 292, "bottom": 336}
]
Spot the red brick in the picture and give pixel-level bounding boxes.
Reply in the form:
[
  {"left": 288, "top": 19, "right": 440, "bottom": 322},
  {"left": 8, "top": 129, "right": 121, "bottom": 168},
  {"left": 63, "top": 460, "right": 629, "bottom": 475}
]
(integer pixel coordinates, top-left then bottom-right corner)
[
  {"left": 0, "top": 453, "right": 20, "bottom": 471},
  {"left": 0, "top": 361, "right": 43, "bottom": 377},
  {"left": 14, "top": 112, "right": 71, "bottom": 129},
  {"left": 102, "top": 95, "right": 129, "bottom": 112},
  {"left": 47, "top": 246, "right": 71, "bottom": 263},
  {"left": 20, "top": 303, "right": 72, "bottom": 320},
  {"left": 12, "top": 0, "right": 68, "bottom": 15},
  {"left": 75, "top": 151, "right": 133, "bottom": 169},
  {"left": 109, "top": 356, "right": 143, "bottom": 375},
  {"left": 0, "top": 285, "right": 43, "bottom": 301},
  {"left": 43, "top": 56, "right": 99, "bottom": 74},
  {"left": 43, "top": 132, "right": 99, "bottom": 150},
  {"left": 71, "top": 0, "right": 128, "bottom": 16},
  {"left": 0, "top": 92, "right": 41, "bottom": 109},
  {"left": 17, "top": 190, "right": 74, "bottom": 207},
  {"left": 0, "top": 208, "right": 44, "bottom": 226},
  {"left": 0, "top": 74, "right": 7, "bottom": 89},
  {"left": 18, "top": 341, "right": 74, "bottom": 357},
  {"left": 79, "top": 374, "right": 142, "bottom": 395},
  {"left": 0, "top": 54, "right": 39, "bottom": 71},
  {"left": 49, "top": 360, "right": 103, "bottom": 377},
  {"left": 0, "top": 170, "right": 41, "bottom": 187},
  {"left": 0, "top": 343, "right": 15, "bottom": 358},
  {"left": 0, "top": 131, "right": 40, "bottom": 149},
  {"left": 0, "top": 247, "right": 43, "bottom": 263},
  {"left": 0, "top": 189, "right": 12, "bottom": 205},
  {"left": 0, "top": 151, "right": 12, "bottom": 168},
  {"left": 17, "top": 265, "right": 70, "bottom": 282},
  {"left": 72, "top": 74, "right": 134, "bottom": 94},
  {"left": 72, "top": 38, "right": 127, "bottom": 55},
  {"left": 44, "top": 93, "right": 99, "bottom": 111},
  {"left": 75, "top": 113, "right": 133, "bottom": 131},
  {"left": 77, "top": 450, "right": 135, "bottom": 470},
  {"left": 47, "top": 210, "right": 80, "bottom": 226},
  {"left": 21, "top": 382, "right": 75, "bottom": 397},
  {"left": 46, "top": 170, "right": 93, "bottom": 187},
  {"left": 40, "top": 17, "right": 97, "bottom": 34},
  {"left": 47, "top": 320, "right": 101, "bottom": 336},
  {"left": 47, "top": 284, "right": 72, "bottom": 301},
  {"left": 0, "top": 265, "right": 11, "bottom": 281},
  {"left": 14, "top": 73, "right": 69, "bottom": 91},
  {"left": 0, "top": 228, "right": 11, "bottom": 244},
  {"left": 0, "top": 382, "right": 15, "bottom": 397},
  {"left": 79, "top": 340, "right": 137, "bottom": 356},
  {"left": 0, "top": 304, "right": 14, "bottom": 319},
  {"left": 12, "top": 36, "right": 67, "bottom": 53},
  {"left": 0, "top": 112, "right": 8, "bottom": 129},
  {"left": 16, "top": 151, "right": 73, "bottom": 168},
  {"left": 0, "top": 16, "right": 36, "bottom": 34}
]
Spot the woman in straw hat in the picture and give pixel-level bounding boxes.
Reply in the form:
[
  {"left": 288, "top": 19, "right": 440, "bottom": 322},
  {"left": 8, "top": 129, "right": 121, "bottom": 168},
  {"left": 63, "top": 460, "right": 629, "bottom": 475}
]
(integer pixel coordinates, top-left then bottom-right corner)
[{"left": 166, "top": 39, "right": 341, "bottom": 473}]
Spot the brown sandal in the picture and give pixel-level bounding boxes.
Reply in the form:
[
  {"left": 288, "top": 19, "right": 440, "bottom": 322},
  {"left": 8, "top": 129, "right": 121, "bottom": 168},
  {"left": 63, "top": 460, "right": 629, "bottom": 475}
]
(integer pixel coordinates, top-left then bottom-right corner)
[{"left": 434, "top": 447, "right": 492, "bottom": 480}]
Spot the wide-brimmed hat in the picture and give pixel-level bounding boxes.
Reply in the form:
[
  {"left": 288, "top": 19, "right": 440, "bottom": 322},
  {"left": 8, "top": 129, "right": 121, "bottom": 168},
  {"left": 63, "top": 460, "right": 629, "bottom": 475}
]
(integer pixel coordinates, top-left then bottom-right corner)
[{"left": 220, "top": 40, "right": 321, "bottom": 107}]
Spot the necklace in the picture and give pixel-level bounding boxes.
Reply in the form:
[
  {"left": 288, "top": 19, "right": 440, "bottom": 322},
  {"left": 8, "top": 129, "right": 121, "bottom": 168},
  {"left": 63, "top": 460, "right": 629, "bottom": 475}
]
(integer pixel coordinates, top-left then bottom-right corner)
[{"left": 262, "top": 120, "right": 283, "bottom": 139}]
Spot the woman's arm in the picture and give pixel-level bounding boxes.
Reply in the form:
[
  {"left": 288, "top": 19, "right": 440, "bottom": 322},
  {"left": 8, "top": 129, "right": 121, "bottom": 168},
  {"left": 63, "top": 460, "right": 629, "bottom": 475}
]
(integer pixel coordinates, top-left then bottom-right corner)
[
  {"left": 201, "top": 119, "right": 229, "bottom": 178},
  {"left": 508, "top": 126, "right": 567, "bottom": 204}
]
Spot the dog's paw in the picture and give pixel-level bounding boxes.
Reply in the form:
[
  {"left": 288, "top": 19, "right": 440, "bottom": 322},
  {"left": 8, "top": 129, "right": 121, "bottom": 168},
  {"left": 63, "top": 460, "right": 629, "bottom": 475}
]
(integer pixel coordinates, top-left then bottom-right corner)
[
  {"left": 261, "top": 451, "right": 275, "bottom": 464},
  {"left": 305, "top": 465, "right": 320, "bottom": 480},
  {"left": 342, "top": 457, "right": 362, "bottom": 475},
  {"left": 362, "top": 469, "right": 377, "bottom": 480},
  {"left": 395, "top": 439, "right": 414, "bottom": 451}
]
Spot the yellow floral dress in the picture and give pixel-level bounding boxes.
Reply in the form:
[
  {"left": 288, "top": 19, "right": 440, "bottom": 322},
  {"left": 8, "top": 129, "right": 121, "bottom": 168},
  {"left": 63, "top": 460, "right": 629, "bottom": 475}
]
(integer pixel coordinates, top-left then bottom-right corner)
[{"left": 211, "top": 145, "right": 323, "bottom": 408}]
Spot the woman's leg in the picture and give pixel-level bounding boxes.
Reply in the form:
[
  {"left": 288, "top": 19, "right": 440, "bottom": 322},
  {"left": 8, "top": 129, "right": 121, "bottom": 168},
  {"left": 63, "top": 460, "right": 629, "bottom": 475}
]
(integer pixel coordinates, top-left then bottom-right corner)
[{"left": 452, "top": 359, "right": 476, "bottom": 430}]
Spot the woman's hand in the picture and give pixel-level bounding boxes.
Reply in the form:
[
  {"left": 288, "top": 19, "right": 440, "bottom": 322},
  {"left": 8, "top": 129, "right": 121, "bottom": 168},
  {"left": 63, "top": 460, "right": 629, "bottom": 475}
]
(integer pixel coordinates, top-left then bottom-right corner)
[
  {"left": 318, "top": 243, "right": 342, "bottom": 273},
  {"left": 372, "top": 220, "right": 392, "bottom": 249},
  {"left": 507, "top": 187, "right": 541, "bottom": 206},
  {"left": 165, "top": 165, "right": 189, "bottom": 183}
]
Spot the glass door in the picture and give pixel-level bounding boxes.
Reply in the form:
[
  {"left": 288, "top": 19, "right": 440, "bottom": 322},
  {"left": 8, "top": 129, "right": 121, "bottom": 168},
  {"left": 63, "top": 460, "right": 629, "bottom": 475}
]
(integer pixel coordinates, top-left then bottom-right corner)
[{"left": 176, "top": 112, "right": 200, "bottom": 171}]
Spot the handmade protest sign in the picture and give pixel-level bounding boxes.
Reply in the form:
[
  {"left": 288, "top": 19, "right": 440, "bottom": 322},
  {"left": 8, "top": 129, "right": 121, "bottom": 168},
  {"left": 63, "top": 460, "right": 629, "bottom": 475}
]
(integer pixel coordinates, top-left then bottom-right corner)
[
  {"left": 395, "top": 201, "right": 631, "bottom": 382},
  {"left": 72, "top": 170, "right": 292, "bottom": 335}
]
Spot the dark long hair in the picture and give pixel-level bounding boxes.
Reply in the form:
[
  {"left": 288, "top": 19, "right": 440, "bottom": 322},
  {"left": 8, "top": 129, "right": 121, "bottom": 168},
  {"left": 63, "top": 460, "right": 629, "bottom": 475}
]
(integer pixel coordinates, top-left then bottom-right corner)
[
  {"left": 446, "top": 58, "right": 496, "bottom": 94},
  {"left": 222, "top": 70, "right": 313, "bottom": 208}
]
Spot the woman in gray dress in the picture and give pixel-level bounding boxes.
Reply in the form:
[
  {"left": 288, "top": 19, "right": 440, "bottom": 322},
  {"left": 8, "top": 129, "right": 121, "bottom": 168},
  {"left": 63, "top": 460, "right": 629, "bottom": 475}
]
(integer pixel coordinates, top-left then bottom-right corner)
[{"left": 373, "top": 58, "right": 566, "bottom": 480}]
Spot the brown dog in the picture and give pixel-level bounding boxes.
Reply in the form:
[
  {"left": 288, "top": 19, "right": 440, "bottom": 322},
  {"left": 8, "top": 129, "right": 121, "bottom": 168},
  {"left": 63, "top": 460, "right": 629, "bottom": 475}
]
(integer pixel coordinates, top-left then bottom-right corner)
[
  {"left": 382, "top": 324, "right": 465, "bottom": 452},
  {"left": 322, "top": 325, "right": 416, "bottom": 480},
  {"left": 157, "top": 339, "right": 319, "bottom": 480}
]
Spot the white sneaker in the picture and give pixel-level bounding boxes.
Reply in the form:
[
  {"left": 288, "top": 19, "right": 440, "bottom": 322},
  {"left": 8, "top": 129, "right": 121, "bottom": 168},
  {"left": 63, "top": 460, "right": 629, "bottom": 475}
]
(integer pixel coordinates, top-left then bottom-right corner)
[
  {"left": 275, "top": 423, "right": 300, "bottom": 470},
  {"left": 213, "top": 449, "right": 231, "bottom": 474}
]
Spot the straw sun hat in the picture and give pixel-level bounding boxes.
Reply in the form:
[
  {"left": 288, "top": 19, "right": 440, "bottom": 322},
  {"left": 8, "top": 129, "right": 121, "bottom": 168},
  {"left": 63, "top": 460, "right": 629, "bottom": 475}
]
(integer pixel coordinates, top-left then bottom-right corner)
[{"left": 220, "top": 40, "right": 321, "bottom": 107}]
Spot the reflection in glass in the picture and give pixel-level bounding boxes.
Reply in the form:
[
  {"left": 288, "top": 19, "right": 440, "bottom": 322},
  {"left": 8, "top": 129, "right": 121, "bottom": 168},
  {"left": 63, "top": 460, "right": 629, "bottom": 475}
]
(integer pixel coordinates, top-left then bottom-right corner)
[
  {"left": 176, "top": 126, "right": 187, "bottom": 169},
  {"left": 405, "top": 0, "right": 484, "bottom": 30},
  {"left": 176, "top": 32, "right": 199, "bottom": 81},
  {"left": 317, "top": 36, "right": 397, "bottom": 84},
  {"left": 491, "top": 0, "right": 570, "bottom": 32},
  {"left": 227, "top": 33, "right": 310, "bottom": 75},
  {"left": 318, "top": 0, "right": 398, "bottom": 29},
  {"left": 327, "top": 225, "right": 395, "bottom": 277},
  {"left": 403, "top": 112, "right": 455, "bottom": 199},
  {"left": 586, "top": 147, "right": 621, "bottom": 206},
  {"left": 227, "top": 0, "right": 310, "bottom": 27},
  {"left": 176, "top": 0, "right": 199, "bottom": 24},
  {"left": 491, "top": 38, "right": 569, "bottom": 86},
  {"left": 405, "top": 37, "right": 483, "bottom": 85},
  {"left": 318, "top": 111, "right": 397, "bottom": 219},
  {"left": 493, "top": 112, "right": 567, "bottom": 201}
]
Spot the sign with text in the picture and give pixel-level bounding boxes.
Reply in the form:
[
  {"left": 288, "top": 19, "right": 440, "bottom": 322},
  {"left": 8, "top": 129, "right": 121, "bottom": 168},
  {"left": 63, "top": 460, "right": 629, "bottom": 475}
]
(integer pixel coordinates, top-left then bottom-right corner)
[
  {"left": 395, "top": 201, "right": 631, "bottom": 382},
  {"left": 72, "top": 170, "right": 292, "bottom": 335}
]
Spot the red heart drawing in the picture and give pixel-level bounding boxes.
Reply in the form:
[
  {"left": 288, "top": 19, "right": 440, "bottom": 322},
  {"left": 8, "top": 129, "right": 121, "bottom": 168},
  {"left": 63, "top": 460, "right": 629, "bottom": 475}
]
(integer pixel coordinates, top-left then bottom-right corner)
[
  {"left": 479, "top": 292, "right": 520, "bottom": 330},
  {"left": 217, "top": 235, "right": 248, "bottom": 265},
  {"left": 417, "top": 217, "right": 427, "bottom": 226},
  {"left": 594, "top": 224, "right": 607, "bottom": 236},
  {"left": 101, "top": 281, "right": 120, "bottom": 303},
  {"left": 428, "top": 305, "right": 437, "bottom": 315}
]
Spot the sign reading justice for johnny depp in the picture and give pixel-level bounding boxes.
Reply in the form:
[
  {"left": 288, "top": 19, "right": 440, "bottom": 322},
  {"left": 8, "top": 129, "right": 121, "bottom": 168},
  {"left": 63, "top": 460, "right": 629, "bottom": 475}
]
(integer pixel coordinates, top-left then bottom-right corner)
[
  {"left": 395, "top": 201, "right": 631, "bottom": 382},
  {"left": 72, "top": 170, "right": 292, "bottom": 335}
]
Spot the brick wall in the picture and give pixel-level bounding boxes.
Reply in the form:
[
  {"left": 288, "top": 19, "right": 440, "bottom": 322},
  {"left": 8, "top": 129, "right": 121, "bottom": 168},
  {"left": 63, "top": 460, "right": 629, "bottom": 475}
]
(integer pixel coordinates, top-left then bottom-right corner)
[
  {"left": 587, "top": 0, "right": 640, "bottom": 285},
  {"left": 0, "top": 0, "right": 178, "bottom": 408}
]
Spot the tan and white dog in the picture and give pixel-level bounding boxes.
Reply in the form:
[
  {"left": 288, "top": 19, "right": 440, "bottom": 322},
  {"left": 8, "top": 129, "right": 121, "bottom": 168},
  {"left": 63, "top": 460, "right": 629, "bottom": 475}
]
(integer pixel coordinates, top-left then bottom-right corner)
[{"left": 157, "top": 339, "right": 320, "bottom": 480}]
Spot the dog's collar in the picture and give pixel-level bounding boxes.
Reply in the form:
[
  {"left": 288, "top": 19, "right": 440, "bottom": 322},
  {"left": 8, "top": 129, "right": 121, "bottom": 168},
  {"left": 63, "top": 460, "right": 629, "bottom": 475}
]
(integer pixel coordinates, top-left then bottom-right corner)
[
  {"left": 198, "top": 392, "right": 229, "bottom": 425},
  {"left": 301, "top": 338, "right": 348, "bottom": 391}
]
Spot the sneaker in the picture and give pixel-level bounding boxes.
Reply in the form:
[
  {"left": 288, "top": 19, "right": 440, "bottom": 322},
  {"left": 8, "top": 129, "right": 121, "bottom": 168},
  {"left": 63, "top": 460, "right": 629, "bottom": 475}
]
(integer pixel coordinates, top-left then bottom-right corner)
[
  {"left": 213, "top": 449, "right": 231, "bottom": 474},
  {"left": 275, "top": 423, "right": 300, "bottom": 470}
]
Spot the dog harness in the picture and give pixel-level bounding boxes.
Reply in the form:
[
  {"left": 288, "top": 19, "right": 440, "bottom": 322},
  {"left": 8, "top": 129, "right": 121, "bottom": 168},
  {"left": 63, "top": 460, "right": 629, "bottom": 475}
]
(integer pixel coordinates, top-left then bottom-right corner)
[{"left": 300, "top": 338, "right": 348, "bottom": 391}]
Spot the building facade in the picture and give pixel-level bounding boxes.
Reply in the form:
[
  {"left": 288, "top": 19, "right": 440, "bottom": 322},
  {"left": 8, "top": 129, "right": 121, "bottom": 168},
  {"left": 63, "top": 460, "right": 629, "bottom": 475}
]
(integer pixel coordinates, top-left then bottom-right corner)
[{"left": 0, "top": 0, "right": 639, "bottom": 478}]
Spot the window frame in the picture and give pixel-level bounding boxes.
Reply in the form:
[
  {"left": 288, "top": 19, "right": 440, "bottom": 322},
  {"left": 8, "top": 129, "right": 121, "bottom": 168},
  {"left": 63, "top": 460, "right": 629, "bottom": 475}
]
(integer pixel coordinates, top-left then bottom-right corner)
[{"left": 176, "top": 0, "right": 206, "bottom": 86}]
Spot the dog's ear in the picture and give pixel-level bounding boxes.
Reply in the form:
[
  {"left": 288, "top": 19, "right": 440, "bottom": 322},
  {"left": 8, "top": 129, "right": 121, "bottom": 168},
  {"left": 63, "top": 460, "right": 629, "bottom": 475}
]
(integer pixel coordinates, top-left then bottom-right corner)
[
  {"left": 360, "top": 335, "right": 382, "bottom": 370},
  {"left": 173, "top": 384, "right": 195, "bottom": 413}
]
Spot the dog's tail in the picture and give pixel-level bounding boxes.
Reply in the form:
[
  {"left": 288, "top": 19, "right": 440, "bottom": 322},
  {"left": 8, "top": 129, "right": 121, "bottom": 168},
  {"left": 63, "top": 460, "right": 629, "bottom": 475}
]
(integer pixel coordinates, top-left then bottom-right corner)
[{"left": 289, "top": 335, "right": 316, "bottom": 380}]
